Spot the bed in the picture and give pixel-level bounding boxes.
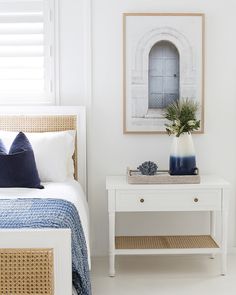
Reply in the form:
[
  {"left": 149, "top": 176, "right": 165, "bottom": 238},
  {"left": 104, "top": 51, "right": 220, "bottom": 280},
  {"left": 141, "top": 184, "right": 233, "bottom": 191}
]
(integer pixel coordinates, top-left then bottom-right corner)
[{"left": 0, "top": 106, "right": 90, "bottom": 295}]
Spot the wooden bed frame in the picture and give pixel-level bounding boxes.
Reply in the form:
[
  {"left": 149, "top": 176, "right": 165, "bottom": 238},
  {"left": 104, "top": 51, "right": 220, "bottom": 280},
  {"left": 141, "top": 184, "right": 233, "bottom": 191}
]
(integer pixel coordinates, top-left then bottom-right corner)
[{"left": 0, "top": 106, "right": 87, "bottom": 295}]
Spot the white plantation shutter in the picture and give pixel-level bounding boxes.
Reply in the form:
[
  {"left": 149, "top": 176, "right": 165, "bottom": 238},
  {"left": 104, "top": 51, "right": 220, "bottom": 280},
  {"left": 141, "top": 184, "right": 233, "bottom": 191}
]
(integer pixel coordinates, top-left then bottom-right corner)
[{"left": 0, "top": 0, "right": 56, "bottom": 104}]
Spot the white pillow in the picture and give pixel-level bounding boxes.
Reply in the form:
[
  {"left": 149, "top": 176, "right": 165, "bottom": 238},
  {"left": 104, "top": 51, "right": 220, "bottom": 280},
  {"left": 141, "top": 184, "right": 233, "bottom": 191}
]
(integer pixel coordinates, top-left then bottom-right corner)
[{"left": 0, "top": 130, "right": 76, "bottom": 182}]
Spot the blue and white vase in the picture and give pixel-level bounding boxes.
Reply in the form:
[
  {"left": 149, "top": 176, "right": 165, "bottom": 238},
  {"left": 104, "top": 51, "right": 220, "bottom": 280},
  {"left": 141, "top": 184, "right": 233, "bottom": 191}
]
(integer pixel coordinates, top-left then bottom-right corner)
[{"left": 169, "top": 133, "right": 197, "bottom": 175}]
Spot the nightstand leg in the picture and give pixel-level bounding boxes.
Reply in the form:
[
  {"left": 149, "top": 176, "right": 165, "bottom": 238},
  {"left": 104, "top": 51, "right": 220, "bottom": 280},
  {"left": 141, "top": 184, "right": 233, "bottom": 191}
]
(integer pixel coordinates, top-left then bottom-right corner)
[
  {"left": 210, "top": 211, "right": 216, "bottom": 259},
  {"left": 109, "top": 212, "right": 115, "bottom": 277},
  {"left": 109, "top": 253, "right": 115, "bottom": 277},
  {"left": 221, "top": 197, "right": 228, "bottom": 276}
]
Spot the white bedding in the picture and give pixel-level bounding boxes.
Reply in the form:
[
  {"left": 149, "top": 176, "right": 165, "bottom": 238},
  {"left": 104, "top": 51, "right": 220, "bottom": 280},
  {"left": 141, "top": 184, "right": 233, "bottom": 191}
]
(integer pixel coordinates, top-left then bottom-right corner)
[{"left": 0, "top": 179, "right": 90, "bottom": 267}]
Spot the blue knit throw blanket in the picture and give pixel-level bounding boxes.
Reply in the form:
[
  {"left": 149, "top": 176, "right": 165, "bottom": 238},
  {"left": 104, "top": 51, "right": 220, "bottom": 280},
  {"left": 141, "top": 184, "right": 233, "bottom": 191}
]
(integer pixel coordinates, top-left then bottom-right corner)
[{"left": 0, "top": 198, "right": 91, "bottom": 295}]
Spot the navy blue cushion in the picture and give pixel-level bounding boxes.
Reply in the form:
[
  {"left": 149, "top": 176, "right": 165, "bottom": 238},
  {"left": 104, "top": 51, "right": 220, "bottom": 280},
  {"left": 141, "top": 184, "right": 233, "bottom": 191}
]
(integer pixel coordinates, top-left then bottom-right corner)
[
  {"left": 0, "top": 139, "right": 6, "bottom": 155},
  {"left": 0, "top": 132, "right": 43, "bottom": 189}
]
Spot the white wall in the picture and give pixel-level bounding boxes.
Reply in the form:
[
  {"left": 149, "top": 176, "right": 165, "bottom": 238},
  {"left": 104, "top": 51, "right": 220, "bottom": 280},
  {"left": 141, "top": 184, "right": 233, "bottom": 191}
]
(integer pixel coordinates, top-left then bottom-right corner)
[
  {"left": 60, "top": 0, "right": 236, "bottom": 256},
  {"left": 59, "top": 0, "right": 89, "bottom": 106}
]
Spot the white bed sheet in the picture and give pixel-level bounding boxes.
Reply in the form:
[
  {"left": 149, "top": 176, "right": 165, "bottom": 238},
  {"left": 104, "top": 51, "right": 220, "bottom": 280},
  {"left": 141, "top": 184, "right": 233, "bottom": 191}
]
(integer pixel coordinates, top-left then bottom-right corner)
[{"left": 0, "top": 179, "right": 91, "bottom": 267}]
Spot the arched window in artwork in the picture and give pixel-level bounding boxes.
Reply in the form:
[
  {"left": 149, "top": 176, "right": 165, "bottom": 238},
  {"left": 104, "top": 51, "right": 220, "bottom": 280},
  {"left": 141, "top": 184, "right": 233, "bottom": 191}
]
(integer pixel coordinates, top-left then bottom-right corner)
[{"left": 148, "top": 41, "right": 179, "bottom": 109}]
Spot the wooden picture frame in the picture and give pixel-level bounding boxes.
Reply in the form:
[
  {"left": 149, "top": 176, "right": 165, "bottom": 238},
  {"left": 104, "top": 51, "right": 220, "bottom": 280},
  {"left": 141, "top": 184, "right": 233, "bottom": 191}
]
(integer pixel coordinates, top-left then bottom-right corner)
[{"left": 123, "top": 13, "right": 205, "bottom": 134}]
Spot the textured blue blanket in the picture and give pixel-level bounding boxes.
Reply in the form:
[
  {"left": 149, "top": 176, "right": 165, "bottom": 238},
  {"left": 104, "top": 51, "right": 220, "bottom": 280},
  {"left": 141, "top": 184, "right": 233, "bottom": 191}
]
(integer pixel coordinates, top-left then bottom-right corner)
[{"left": 0, "top": 198, "right": 91, "bottom": 295}]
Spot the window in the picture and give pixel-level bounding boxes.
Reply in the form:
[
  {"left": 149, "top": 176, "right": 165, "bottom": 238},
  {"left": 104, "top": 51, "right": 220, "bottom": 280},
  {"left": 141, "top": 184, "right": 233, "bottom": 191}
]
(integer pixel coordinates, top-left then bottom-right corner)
[{"left": 0, "top": 0, "right": 57, "bottom": 104}]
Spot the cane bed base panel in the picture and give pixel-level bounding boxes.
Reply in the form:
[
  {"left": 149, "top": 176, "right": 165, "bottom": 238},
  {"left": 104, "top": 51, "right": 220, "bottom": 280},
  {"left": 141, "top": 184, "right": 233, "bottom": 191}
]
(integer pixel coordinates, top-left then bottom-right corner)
[{"left": 0, "top": 248, "right": 54, "bottom": 295}]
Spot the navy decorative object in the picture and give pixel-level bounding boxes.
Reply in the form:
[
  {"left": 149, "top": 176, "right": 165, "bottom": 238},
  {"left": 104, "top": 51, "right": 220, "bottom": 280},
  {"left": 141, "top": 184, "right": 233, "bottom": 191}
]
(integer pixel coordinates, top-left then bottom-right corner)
[
  {"left": 169, "top": 133, "right": 197, "bottom": 175},
  {"left": 0, "top": 132, "right": 43, "bottom": 189},
  {"left": 0, "top": 139, "right": 6, "bottom": 155},
  {"left": 137, "top": 161, "right": 158, "bottom": 175}
]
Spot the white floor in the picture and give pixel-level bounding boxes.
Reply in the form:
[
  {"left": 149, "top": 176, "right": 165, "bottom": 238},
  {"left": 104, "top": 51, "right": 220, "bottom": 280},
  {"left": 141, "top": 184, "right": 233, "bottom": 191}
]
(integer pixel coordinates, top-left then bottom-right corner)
[{"left": 91, "top": 255, "right": 236, "bottom": 295}]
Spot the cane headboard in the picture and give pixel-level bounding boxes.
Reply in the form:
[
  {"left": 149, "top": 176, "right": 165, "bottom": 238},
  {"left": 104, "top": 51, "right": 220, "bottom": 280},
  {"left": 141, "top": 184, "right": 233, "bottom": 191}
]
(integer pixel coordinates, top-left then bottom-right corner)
[{"left": 0, "top": 106, "right": 86, "bottom": 191}]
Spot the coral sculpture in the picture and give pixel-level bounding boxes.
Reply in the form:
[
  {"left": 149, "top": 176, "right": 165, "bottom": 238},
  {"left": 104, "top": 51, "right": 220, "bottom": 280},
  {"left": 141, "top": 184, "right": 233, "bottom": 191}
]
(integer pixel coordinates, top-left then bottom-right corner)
[{"left": 137, "top": 161, "right": 158, "bottom": 175}]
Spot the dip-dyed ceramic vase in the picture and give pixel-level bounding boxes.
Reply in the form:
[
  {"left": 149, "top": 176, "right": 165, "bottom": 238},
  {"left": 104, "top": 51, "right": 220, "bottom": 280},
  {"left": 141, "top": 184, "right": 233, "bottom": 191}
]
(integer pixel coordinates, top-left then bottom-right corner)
[{"left": 169, "top": 133, "right": 196, "bottom": 175}]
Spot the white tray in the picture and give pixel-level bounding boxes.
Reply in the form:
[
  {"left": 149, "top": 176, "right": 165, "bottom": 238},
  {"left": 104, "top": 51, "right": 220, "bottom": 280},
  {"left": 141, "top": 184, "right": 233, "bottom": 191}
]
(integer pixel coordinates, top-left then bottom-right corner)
[{"left": 127, "top": 168, "right": 200, "bottom": 184}]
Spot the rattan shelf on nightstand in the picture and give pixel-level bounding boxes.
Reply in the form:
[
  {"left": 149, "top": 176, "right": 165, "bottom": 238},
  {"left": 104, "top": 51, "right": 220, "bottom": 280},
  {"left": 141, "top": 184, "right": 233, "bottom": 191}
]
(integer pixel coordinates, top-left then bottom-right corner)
[
  {"left": 106, "top": 175, "right": 230, "bottom": 277},
  {"left": 115, "top": 235, "right": 219, "bottom": 250}
]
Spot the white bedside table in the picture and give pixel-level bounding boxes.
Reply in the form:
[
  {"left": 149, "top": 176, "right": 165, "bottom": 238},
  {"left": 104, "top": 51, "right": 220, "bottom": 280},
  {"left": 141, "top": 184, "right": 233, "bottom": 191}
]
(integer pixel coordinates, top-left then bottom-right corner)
[{"left": 106, "top": 175, "right": 230, "bottom": 277}]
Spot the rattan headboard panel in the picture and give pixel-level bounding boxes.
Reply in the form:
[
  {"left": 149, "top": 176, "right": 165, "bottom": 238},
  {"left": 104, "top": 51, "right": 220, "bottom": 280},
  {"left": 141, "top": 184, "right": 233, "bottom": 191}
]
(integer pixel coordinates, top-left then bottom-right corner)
[{"left": 0, "top": 115, "right": 78, "bottom": 179}]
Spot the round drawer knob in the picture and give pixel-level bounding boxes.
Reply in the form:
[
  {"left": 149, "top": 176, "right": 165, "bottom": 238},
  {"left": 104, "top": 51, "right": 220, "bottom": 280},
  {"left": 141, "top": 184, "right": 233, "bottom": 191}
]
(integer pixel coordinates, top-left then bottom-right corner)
[
  {"left": 140, "top": 198, "right": 144, "bottom": 203},
  {"left": 194, "top": 198, "right": 199, "bottom": 203}
]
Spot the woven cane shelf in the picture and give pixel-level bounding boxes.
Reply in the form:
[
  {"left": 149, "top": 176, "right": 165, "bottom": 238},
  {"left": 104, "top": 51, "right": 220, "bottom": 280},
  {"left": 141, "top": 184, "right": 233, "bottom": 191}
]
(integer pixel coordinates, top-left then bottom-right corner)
[
  {"left": 0, "top": 248, "right": 54, "bottom": 295},
  {"left": 115, "top": 235, "right": 219, "bottom": 249}
]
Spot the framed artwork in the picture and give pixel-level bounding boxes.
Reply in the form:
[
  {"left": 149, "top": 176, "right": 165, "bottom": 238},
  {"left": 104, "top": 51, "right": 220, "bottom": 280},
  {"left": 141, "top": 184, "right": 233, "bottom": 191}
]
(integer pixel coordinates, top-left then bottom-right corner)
[{"left": 123, "top": 13, "right": 205, "bottom": 134}]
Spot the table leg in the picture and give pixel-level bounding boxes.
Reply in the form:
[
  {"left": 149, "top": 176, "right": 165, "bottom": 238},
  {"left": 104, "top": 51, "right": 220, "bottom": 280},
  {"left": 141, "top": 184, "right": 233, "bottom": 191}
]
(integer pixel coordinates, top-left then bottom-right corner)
[
  {"left": 221, "top": 192, "right": 228, "bottom": 276},
  {"left": 210, "top": 211, "right": 216, "bottom": 259},
  {"left": 109, "top": 212, "right": 115, "bottom": 277}
]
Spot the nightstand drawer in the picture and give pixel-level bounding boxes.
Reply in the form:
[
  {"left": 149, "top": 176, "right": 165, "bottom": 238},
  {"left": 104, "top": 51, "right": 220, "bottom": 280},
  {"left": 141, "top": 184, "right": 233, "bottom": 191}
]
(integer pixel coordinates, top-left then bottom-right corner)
[{"left": 115, "top": 190, "right": 221, "bottom": 212}]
